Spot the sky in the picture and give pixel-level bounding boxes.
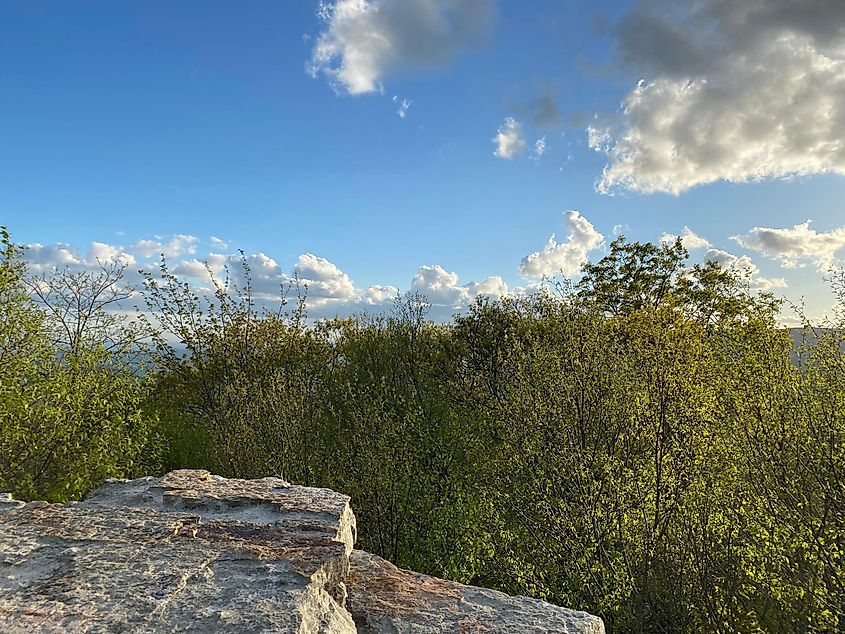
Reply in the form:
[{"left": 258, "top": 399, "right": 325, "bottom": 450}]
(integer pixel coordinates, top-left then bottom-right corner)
[{"left": 3, "top": 0, "right": 845, "bottom": 322}]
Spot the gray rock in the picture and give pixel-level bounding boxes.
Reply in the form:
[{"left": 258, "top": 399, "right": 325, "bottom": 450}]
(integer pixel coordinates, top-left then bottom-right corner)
[
  {"left": 82, "top": 469, "right": 357, "bottom": 557},
  {"left": 0, "top": 470, "right": 604, "bottom": 633},
  {"left": 0, "top": 502, "right": 355, "bottom": 633},
  {"left": 0, "top": 493, "right": 24, "bottom": 511},
  {"left": 347, "top": 550, "right": 605, "bottom": 633}
]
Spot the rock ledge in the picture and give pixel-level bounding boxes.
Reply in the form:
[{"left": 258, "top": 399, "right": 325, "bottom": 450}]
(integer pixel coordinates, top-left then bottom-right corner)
[{"left": 1, "top": 469, "right": 604, "bottom": 633}]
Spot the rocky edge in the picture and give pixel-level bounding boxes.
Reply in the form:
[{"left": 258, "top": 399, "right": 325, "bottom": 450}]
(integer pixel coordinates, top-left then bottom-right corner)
[{"left": 0, "top": 469, "right": 605, "bottom": 633}]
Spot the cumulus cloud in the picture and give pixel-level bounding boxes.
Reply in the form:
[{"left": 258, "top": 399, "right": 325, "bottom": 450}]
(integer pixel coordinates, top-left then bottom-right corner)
[
  {"left": 704, "top": 248, "right": 787, "bottom": 291},
  {"left": 24, "top": 244, "right": 83, "bottom": 272},
  {"left": 410, "top": 265, "right": 465, "bottom": 306},
  {"left": 590, "top": 0, "right": 845, "bottom": 194},
  {"left": 308, "top": 0, "right": 494, "bottom": 95},
  {"left": 660, "top": 227, "right": 711, "bottom": 250},
  {"left": 464, "top": 275, "right": 508, "bottom": 299},
  {"left": 88, "top": 242, "right": 136, "bottom": 266},
  {"left": 409, "top": 264, "right": 506, "bottom": 308},
  {"left": 364, "top": 285, "right": 399, "bottom": 304},
  {"left": 294, "top": 253, "right": 358, "bottom": 301},
  {"left": 133, "top": 234, "right": 198, "bottom": 259},
  {"left": 24, "top": 242, "right": 136, "bottom": 274},
  {"left": 172, "top": 258, "right": 213, "bottom": 281},
  {"left": 23, "top": 241, "right": 142, "bottom": 297},
  {"left": 519, "top": 211, "right": 604, "bottom": 277},
  {"left": 493, "top": 117, "right": 526, "bottom": 159},
  {"left": 209, "top": 236, "right": 229, "bottom": 251},
  {"left": 732, "top": 220, "right": 845, "bottom": 271}
]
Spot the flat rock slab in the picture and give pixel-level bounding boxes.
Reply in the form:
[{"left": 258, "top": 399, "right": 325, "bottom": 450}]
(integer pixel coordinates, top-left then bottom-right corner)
[
  {"left": 82, "top": 469, "right": 356, "bottom": 556},
  {"left": 1, "top": 471, "right": 357, "bottom": 633},
  {"left": 347, "top": 550, "right": 605, "bottom": 633},
  {"left": 1, "top": 470, "right": 604, "bottom": 633},
  {"left": 0, "top": 502, "right": 355, "bottom": 633}
]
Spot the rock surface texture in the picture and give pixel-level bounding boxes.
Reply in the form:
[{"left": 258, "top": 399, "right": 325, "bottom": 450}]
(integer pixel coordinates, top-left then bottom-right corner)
[{"left": 0, "top": 470, "right": 605, "bottom": 633}]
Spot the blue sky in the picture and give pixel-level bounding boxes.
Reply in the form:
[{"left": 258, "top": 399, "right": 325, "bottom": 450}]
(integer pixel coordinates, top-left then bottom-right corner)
[{"left": 4, "top": 0, "right": 845, "bottom": 321}]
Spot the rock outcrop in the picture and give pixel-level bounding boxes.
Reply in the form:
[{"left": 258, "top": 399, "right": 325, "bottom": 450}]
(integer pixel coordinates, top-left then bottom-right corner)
[{"left": 0, "top": 470, "right": 605, "bottom": 633}]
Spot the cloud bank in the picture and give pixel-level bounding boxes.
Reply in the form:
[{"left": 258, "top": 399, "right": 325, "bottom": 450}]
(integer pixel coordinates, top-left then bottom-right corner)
[
  {"left": 22, "top": 235, "right": 508, "bottom": 321},
  {"left": 25, "top": 217, "right": 822, "bottom": 322}
]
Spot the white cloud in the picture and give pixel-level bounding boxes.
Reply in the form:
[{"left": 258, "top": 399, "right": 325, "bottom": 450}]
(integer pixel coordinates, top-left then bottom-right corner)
[
  {"left": 732, "top": 220, "right": 845, "bottom": 271},
  {"left": 23, "top": 241, "right": 142, "bottom": 295},
  {"left": 409, "top": 265, "right": 507, "bottom": 308},
  {"left": 22, "top": 222, "right": 812, "bottom": 322},
  {"left": 392, "top": 95, "right": 412, "bottom": 118},
  {"left": 364, "top": 285, "right": 398, "bottom": 304},
  {"left": 180, "top": 252, "right": 286, "bottom": 299},
  {"left": 519, "top": 211, "right": 604, "bottom": 277},
  {"left": 172, "top": 258, "right": 213, "bottom": 281},
  {"left": 87, "top": 242, "right": 136, "bottom": 266},
  {"left": 24, "top": 243, "right": 83, "bottom": 272},
  {"left": 704, "top": 248, "right": 787, "bottom": 291},
  {"left": 510, "top": 281, "right": 545, "bottom": 300},
  {"left": 20, "top": 230, "right": 523, "bottom": 324},
  {"left": 493, "top": 117, "right": 526, "bottom": 159},
  {"left": 464, "top": 275, "right": 508, "bottom": 300},
  {"left": 410, "top": 265, "right": 466, "bottom": 307},
  {"left": 209, "top": 236, "right": 229, "bottom": 251},
  {"left": 294, "top": 253, "right": 357, "bottom": 301},
  {"left": 133, "top": 234, "right": 198, "bottom": 259},
  {"left": 531, "top": 136, "right": 547, "bottom": 162},
  {"left": 660, "top": 227, "right": 711, "bottom": 250},
  {"left": 591, "top": 1, "right": 845, "bottom": 194},
  {"left": 24, "top": 242, "right": 137, "bottom": 275},
  {"left": 308, "top": 0, "right": 494, "bottom": 95}
]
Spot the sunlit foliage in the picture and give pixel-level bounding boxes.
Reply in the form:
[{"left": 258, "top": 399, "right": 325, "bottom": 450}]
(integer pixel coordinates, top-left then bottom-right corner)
[{"left": 2, "top": 229, "right": 842, "bottom": 631}]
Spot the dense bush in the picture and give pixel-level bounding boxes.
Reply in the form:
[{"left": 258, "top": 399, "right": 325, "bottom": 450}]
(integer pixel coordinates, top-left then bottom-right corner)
[
  {"left": 0, "top": 228, "right": 161, "bottom": 501},
  {"left": 2, "top": 227, "right": 843, "bottom": 631}
]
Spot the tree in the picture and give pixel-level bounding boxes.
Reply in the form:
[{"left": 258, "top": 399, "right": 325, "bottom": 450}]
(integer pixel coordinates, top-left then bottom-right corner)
[
  {"left": 0, "top": 229, "right": 160, "bottom": 501},
  {"left": 577, "top": 235, "right": 775, "bottom": 326},
  {"left": 0, "top": 226, "right": 53, "bottom": 497},
  {"left": 28, "top": 260, "right": 148, "bottom": 366},
  {"left": 140, "top": 253, "right": 328, "bottom": 482},
  {"left": 577, "top": 236, "right": 688, "bottom": 316}
]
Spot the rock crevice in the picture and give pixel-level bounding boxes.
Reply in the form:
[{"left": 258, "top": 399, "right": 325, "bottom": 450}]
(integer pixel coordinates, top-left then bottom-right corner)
[{"left": 1, "top": 469, "right": 604, "bottom": 633}]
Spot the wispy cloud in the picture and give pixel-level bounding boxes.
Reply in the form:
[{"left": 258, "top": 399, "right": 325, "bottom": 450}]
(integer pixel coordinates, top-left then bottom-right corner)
[
  {"left": 392, "top": 95, "right": 412, "bottom": 118},
  {"left": 531, "top": 136, "right": 548, "bottom": 162}
]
